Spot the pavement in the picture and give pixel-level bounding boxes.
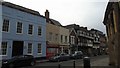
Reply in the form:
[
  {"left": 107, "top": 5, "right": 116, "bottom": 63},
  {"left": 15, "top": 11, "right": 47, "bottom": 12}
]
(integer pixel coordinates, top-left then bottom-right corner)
[
  {"left": 91, "top": 55, "right": 109, "bottom": 66},
  {"left": 82, "top": 55, "right": 117, "bottom": 68},
  {"left": 36, "top": 55, "right": 117, "bottom": 68}
]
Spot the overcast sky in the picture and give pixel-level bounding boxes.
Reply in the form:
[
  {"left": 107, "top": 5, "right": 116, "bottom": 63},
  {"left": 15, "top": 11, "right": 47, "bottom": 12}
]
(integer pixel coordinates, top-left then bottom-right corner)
[{"left": 4, "top": 0, "right": 109, "bottom": 34}]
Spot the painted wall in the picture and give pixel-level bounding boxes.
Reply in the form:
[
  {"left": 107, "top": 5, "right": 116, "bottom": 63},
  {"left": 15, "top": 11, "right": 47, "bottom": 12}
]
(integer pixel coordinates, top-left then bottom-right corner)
[
  {"left": 1, "top": 5, "right": 46, "bottom": 59},
  {"left": 46, "top": 23, "right": 60, "bottom": 45},
  {"left": 59, "top": 27, "right": 69, "bottom": 45}
]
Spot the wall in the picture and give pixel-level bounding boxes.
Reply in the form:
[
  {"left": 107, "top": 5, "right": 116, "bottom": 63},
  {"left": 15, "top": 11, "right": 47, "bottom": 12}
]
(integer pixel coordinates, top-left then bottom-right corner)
[
  {"left": 46, "top": 23, "right": 60, "bottom": 45},
  {"left": 1, "top": 5, "right": 46, "bottom": 59}
]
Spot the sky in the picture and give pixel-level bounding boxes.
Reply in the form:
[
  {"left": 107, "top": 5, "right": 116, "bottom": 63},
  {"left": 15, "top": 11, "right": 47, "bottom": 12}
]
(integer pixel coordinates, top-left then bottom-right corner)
[{"left": 4, "top": 0, "right": 109, "bottom": 34}]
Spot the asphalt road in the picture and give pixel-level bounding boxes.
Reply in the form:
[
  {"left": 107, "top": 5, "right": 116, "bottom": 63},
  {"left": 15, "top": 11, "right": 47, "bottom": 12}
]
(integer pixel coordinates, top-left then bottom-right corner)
[{"left": 21, "top": 55, "right": 109, "bottom": 68}]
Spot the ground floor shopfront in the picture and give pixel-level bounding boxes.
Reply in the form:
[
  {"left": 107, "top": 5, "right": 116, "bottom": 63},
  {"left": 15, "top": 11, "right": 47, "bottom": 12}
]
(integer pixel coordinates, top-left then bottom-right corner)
[
  {"left": 46, "top": 44, "right": 59, "bottom": 59},
  {"left": 46, "top": 44, "right": 69, "bottom": 59}
]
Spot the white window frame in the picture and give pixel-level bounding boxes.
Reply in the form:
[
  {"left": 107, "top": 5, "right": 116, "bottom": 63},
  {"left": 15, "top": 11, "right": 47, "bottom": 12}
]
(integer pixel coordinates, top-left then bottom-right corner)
[
  {"left": 65, "top": 36, "right": 67, "bottom": 43},
  {"left": 38, "top": 43, "right": 42, "bottom": 54},
  {"left": 38, "top": 26, "right": 42, "bottom": 36},
  {"left": 27, "top": 43, "right": 33, "bottom": 55},
  {"left": 71, "top": 36, "right": 75, "bottom": 44},
  {"left": 0, "top": 42, "right": 8, "bottom": 56},
  {"left": 16, "top": 22, "right": 23, "bottom": 34},
  {"left": 28, "top": 24, "right": 34, "bottom": 35},
  {"left": 2, "top": 19, "right": 10, "bottom": 33}
]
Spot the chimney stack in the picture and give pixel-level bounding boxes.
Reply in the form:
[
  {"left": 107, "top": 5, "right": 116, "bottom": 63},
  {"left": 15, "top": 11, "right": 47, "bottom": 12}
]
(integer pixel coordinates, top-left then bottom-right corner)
[{"left": 45, "top": 10, "right": 49, "bottom": 22}]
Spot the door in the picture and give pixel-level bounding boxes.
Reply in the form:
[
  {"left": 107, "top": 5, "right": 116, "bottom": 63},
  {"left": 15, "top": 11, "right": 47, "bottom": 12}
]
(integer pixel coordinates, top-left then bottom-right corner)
[{"left": 12, "top": 41, "right": 24, "bottom": 57}]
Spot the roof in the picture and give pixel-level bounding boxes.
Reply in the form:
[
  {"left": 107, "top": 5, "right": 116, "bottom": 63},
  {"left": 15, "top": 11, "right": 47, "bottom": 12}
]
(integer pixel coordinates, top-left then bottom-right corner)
[
  {"left": 1, "top": 1, "right": 44, "bottom": 17},
  {"left": 50, "top": 19, "right": 62, "bottom": 26},
  {"left": 103, "top": 2, "right": 114, "bottom": 25},
  {"left": 64, "top": 24, "right": 80, "bottom": 32}
]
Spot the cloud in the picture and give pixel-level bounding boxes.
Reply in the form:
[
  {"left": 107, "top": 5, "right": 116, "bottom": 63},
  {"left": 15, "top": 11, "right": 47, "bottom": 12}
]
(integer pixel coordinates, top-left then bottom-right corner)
[{"left": 4, "top": 0, "right": 108, "bottom": 34}]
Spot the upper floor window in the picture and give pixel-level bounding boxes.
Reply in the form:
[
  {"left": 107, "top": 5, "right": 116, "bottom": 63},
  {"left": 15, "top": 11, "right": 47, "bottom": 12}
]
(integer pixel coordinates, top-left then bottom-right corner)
[
  {"left": 2, "top": 19, "right": 9, "bottom": 32},
  {"left": 70, "top": 36, "right": 75, "bottom": 44},
  {"left": 61, "top": 35, "right": 63, "bottom": 43},
  {"left": 65, "top": 36, "right": 67, "bottom": 43},
  {"left": 49, "top": 32, "right": 52, "bottom": 41},
  {"left": 38, "top": 43, "right": 42, "bottom": 54},
  {"left": 0, "top": 42, "right": 7, "bottom": 55},
  {"left": 17, "top": 22, "right": 23, "bottom": 34},
  {"left": 28, "top": 24, "right": 33, "bottom": 35},
  {"left": 55, "top": 34, "right": 58, "bottom": 42},
  {"left": 27, "top": 43, "right": 32, "bottom": 54},
  {"left": 38, "top": 26, "right": 42, "bottom": 36}
]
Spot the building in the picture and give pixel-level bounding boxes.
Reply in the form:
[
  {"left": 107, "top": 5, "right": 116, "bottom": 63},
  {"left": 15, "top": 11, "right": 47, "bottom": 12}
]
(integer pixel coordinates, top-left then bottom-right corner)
[
  {"left": 46, "top": 22, "right": 60, "bottom": 59},
  {"left": 99, "top": 33, "right": 107, "bottom": 55},
  {"left": 0, "top": 1, "right": 46, "bottom": 60},
  {"left": 65, "top": 24, "right": 94, "bottom": 56},
  {"left": 45, "top": 10, "right": 69, "bottom": 58},
  {"left": 65, "top": 27, "right": 78, "bottom": 54},
  {"left": 45, "top": 10, "right": 60, "bottom": 58},
  {"left": 68, "top": 28, "right": 78, "bottom": 54},
  {"left": 59, "top": 26, "right": 69, "bottom": 54},
  {"left": 103, "top": 1, "right": 120, "bottom": 67},
  {"left": 77, "top": 27, "right": 94, "bottom": 56},
  {"left": 90, "top": 29, "right": 107, "bottom": 56},
  {"left": 64, "top": 24, "right": 79, "bottom": 54}
]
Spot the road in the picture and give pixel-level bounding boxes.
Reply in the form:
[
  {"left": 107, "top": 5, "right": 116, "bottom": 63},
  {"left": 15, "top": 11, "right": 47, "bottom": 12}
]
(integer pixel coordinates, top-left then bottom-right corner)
[{"left": 21, "top": 55, "right": 109, "bottom": 68}]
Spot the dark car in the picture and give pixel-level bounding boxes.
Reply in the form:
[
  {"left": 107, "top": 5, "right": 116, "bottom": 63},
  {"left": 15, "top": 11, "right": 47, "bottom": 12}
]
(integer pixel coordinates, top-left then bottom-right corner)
[
  {"left": 71, "top": 51, "right": 83, "bottom": 59},
  {"left": 2, "top": 55, "right": 36, "bottom": 68},
  {"left": 49, "top": 53, "right": 70, "bottom": 62}
]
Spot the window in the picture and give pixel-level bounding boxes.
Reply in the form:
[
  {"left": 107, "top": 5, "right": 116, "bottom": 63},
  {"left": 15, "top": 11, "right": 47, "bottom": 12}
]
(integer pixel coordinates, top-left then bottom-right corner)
[
  {"left": 55, "top": 34, "right": 58, "bottom": 41},
  {"left": 38, "top": 43, "right": 41, "bottom": 54},
  {"left": 71, "top": 36, "right": 75, "bottom": 44},
  {"left": 65, "top": 36, "right": 67, "bottom": 43},
  {"left": 27, "top": 43, "right": 32, "bottom": 54},
  {"left": 61, "top": 35, "right": 63, "bottom": 43},
  {"left": 2, "top": 19, "right": 9, "bottom": 32},
  {"left": 28, "top": 24, "right": 33, "bottom": 35},
  {"left": 38, "top": 26, "right": 42, "bottom": 36},
  {"left": 17, "top": 22, "right": 23, "bottom": 33},
  {"left": 0, "top": 42, "right": 7, "bottom": 55},
  {"left": 49, "top": 32, "right": 52, "bottom": 41}
]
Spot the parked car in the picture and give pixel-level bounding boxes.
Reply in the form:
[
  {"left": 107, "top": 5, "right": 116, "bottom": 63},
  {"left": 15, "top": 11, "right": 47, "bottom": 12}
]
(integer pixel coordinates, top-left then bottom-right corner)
[
  {"left": 2, "top": 55, "right": 36, "bottom": 68},
  {"left": 49, "top": 53, "right": 70, "bottom": 62},
  {"left": 71, "top": 51, "right": 83, "bottom": 59}
]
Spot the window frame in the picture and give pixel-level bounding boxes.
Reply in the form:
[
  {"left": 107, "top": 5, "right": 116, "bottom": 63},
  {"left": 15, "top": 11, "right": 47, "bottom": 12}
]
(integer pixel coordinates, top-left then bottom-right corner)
[
  {"left": 38, "top": 26, "right": 42, "bottom": 36},
  {"left": 0, "top": 42, "right": 8, "bottom": 56},
  {"left": 27, "top": 43, "right": 33, "bottom": 55},
  {"left": 16, "top": 22, "right": 23, "bottom": 34},
  {"left": 65, "top": 36, "right": 67, "bottom": 44},
  {"left": 28, "top": 24, "right": 34, "bottom": 35},
  {"left": 55, "top": 34, "right": 58, "bottom": 42},
  {"left": 2, "top": 19, "right": 10, "bottom": 33},
  {"left": 37, "top": 43, "right": 42, "bottom": 54},
  {"left": 61, "top": 35, "right": 63, "bottom": 43}
]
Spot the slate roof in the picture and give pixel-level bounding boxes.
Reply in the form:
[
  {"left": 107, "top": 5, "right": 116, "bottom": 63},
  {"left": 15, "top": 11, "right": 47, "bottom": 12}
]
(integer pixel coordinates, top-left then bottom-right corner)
[
  {"left": 50, "top": 19, "right": 62, "bottom": 26},
  {"left": 0, "top": 1, "right": 44, "bottom": 17}
]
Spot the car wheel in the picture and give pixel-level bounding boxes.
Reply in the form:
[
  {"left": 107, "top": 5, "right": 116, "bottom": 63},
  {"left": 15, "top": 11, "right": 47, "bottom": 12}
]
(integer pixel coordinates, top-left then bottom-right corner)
[
  {"left": 9, "top": 64, "right": 14, "bottom": 68},
  {"left": 30, "top": 61, "right": 35, "bottom": 66}
]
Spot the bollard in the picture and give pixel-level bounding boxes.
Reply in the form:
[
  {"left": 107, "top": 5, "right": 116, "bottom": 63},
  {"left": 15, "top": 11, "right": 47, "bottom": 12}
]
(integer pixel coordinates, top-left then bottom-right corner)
[
  {"left": 83, "top": 56, "right": 90, "bottom": 68},
  {"left": 73, "top": 60, "right": 75, "bottom": 68},
  {"left": 58, "top": 62, "right": 61, "bottom": 68}
]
